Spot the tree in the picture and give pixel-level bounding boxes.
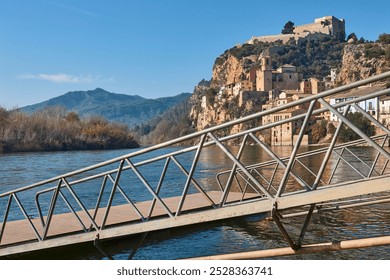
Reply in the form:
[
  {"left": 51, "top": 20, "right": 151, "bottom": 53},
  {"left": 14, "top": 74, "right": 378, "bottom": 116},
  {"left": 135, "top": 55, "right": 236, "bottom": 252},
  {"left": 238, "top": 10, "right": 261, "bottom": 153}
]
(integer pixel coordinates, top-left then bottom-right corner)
[
  {"left": 282, "top": 21, "right": 295, "bottom": 34},
  {"left": 377, "top": 33, "right": 390, "bottom": 44},
  {"left": 65, "top": 111, "right": 80, "bottom": 122},
  {"left": 338, "top": 112, "right": 376, "bottom": 142},
  {"left": 358, "top": 37, "right": 366, "bottom": 44},
  {"left": 311, "top": 120, "right": 327, "bottom": 143},
  {"left": 347, "top": 33, "right": 358, "bottom": 42},
  {"left": 0, "top": 107, "right": 8, "bottom": 123}
]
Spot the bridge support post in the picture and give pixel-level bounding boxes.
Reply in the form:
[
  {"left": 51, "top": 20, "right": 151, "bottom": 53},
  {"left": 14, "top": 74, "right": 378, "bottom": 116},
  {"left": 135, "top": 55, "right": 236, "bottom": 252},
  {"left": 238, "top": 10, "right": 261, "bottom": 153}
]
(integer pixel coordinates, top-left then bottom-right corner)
[
  {"left": 94, "top": 235, "right": 113, "bottom": 260},
  {"left": 271, "top": 202, "right": 298, "bottom": 250},
  {"left": 127, "top": 232, "right": 148, "bottom": 260}
]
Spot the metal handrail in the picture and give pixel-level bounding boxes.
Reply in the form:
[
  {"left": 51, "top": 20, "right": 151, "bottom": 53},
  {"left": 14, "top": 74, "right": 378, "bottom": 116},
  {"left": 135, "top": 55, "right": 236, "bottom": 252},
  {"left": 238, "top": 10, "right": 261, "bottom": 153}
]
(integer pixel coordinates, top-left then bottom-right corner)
[
  {"left": 2, "top": 71, "right": 390, "bottom": 198},
  {"left": 216, "top": 134, "right": 390, "bottom": 189},
  {"left": 1, "top": 71, "right": 390, "bottom": 249}
]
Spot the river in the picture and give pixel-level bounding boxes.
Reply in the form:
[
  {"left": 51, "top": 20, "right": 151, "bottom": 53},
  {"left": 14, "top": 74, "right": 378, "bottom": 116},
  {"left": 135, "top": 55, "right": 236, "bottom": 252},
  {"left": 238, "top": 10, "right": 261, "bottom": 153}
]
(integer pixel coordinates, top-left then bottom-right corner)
[{"left": 0, "top": 146, "right": 390, "bottom": 260}]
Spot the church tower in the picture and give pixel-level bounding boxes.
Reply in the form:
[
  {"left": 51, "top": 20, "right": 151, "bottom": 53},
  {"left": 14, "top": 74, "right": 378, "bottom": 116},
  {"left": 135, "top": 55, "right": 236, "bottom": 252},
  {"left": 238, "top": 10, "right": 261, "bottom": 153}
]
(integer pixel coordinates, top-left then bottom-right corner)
[{"left": 256, "top": 55, "right": 272, "bottom": 92}]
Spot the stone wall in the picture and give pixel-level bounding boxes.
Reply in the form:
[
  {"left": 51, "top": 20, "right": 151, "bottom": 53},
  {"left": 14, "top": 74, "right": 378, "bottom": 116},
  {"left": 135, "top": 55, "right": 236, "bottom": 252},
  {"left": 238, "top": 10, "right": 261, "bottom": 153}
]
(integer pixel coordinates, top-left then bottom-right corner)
[{"left": 247, "top": 16, "right": 345, "bottom": 44}]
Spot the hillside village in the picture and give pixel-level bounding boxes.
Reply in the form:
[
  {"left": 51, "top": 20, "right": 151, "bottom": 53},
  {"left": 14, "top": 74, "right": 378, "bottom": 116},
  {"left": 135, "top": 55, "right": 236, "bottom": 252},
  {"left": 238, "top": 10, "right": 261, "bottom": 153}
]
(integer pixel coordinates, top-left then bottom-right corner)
[{"left": 187, "top": 16, "right": 390, "bottom": 146}]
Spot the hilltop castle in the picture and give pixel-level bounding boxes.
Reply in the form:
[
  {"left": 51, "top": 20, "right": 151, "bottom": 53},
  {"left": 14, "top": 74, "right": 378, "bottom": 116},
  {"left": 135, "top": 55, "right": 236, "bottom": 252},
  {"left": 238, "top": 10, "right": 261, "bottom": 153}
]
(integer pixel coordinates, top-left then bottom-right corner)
[{"left": 247, "top": 16, "right": 345, "bottom": 44}]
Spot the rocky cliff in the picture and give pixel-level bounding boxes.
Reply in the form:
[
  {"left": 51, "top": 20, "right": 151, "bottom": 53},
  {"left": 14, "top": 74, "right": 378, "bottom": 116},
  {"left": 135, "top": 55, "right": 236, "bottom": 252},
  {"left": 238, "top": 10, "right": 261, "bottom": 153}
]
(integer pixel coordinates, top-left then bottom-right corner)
[
  {"left": 190, "top": 37, "right": 390, "bottom": 134},
  {"left": 212, "top": 53, "right": 257, "bottom": 87},
  {"left": 138, "top": 34, "right": 390, "bottom": 144},
  {"left": 337, "top": 43, "right": 390, "bottom": 85}
]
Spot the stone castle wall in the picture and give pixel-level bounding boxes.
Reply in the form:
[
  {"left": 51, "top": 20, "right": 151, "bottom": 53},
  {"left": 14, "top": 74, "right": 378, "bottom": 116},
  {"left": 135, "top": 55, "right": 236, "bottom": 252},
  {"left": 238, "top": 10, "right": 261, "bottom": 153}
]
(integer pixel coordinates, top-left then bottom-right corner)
[
  {"left": 247, "top": 16, "right": 345, "bottom": 44},
  {"left": 247, "top": 33, "right": 310, "bottom": 44}
]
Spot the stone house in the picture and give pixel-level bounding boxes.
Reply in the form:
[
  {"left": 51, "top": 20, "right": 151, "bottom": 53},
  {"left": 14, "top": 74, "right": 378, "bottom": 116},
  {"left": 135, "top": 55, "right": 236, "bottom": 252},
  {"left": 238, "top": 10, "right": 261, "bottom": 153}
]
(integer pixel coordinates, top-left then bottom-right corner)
[{"left": 262, "top": 108, "right": 307, "bottom": 146}]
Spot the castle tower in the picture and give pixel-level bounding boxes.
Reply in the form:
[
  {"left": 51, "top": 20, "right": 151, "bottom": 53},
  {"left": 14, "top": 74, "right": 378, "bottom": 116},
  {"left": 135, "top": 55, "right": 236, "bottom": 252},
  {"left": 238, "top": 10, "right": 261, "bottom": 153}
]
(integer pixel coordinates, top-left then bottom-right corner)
[{"left": 256, "top": 55, "right": 272, "bottom": 92}]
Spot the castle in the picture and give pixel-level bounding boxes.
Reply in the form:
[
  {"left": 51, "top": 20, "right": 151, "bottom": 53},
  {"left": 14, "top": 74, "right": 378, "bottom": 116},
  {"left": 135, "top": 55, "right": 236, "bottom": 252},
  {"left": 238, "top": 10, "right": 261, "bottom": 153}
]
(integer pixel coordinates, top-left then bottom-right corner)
[{"left": 247, "top": 16, "right": 345, "bottom": 44}]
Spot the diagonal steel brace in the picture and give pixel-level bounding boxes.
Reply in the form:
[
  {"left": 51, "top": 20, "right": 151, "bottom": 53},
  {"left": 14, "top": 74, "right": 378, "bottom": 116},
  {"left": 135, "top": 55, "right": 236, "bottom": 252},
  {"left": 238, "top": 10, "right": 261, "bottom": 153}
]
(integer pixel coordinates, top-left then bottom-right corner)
[
  {"left": 271, "top": 202, "right": 298, "bottom": 250},
  {"left": 94, "top": 234, "right": 114, "bottom": 260}
]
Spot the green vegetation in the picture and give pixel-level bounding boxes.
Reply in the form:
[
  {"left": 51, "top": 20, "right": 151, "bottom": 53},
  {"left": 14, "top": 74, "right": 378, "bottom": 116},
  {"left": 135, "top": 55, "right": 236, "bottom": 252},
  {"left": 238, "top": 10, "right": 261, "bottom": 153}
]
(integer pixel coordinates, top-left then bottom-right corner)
[
  {"left": 310, "top": 120, "right": 328, "bottom": 143},
  {"left": 377, "top": 33, "right": 390, "bottom": 44},
  {"left": 338, "top": 112, "right": 376, "bottom": 142},
  {"left": 364, "top": 44, "right": 386, "bottom": 59},
  {"left": 20, "top": 88, "right": 191, "bottom": 128},
  {"left": 131, "top": 96, "right": 194, "bottom": 144},
  {"left": 282, "top": 21, "right": 295, "bottom": 34},
  {"left": 310, "top": 120, "right": 336, "bottom": 144},
  {"left": 347, "top": 33, "right": 358, "bottom": 42},
  {"left": 216, "top": 33, "right": 345, "bottom": 80},
  {"left": 0, "top": 106, "right": 139, "bottom": 153}
]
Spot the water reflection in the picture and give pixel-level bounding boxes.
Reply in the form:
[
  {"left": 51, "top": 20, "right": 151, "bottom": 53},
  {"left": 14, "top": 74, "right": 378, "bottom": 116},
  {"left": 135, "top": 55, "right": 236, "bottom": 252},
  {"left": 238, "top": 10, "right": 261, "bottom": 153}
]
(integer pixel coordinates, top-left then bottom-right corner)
[{"left": 1, "top": 145, "right": 390, "bottom": 259}]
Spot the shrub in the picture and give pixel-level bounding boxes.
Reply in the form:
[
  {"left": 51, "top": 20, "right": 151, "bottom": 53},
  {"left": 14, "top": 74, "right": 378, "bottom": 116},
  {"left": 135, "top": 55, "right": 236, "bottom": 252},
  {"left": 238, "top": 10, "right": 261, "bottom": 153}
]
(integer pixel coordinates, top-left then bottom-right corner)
[
  {"left": 377, "top": 33, "right": 390, "bottom": 44},
  {"left": 0, "top": 107, "right": 139, "bottom": 152},
  {"left": 364, "top": 45, "right": 385, "bottom": 59},
  {"left": 338, "top": 112, "right": 376, "bottom": 142},
  {"left": 311, "top": 120, "right": 327, "bottom": 143}
]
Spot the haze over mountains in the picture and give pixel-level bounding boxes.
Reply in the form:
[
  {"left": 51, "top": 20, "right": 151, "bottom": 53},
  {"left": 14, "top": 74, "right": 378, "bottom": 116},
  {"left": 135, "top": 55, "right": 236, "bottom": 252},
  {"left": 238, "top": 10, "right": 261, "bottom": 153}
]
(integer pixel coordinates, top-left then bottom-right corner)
[{"left": 19, "top": 88, "right": 191, "bottom": 127}]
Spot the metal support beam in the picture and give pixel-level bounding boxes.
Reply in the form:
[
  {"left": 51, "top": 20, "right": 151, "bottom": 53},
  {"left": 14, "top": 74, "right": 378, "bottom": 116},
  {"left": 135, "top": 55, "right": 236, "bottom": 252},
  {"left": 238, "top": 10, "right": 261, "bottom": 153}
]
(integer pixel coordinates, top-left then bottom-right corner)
[
  {"left": 125, "top": 158, "right": 174, "bottom": 218},
  {"left": 0, "top": 195, "right": 12, "bottom": 244},
  {"left": 127, "top": 232, "right": 148, "bottom": 260},
  {"left": 313, "top": 103, "right": 350, "bottom": 189},
  {"left": 219, "top": 134, "right": 249, "bottom": 207},
  {"left": 176, "top": 134, "right": 207, "bottom": 216},
  {"left": 170, "top": 156, "right": 216, "bottom": 209},
  {"left": 249, "top": 133, "right": 310, "bottom": 191},
  {"left": 42, "top": 179, "right": 62, "bottom": 240},
  {"left": 276, "top": 100, "right": 317, "bottom": 197},
  {"left": 297, "top": 204, "right": 316, "bottom": 247},
  {"left": 271, "top": 202, "right": 298, "bottom": 250},
  {"left": 209, "top": 132, "right": 273, "bottom": 198},
  {"left": 146, "top": 158, "right": 171, "bottom": 219},
  {"left": 94, "top": 236, "right": 113, "bottom": 260},
  {"left": 101, "top": 160, "right": 125, "bottom": 230}
]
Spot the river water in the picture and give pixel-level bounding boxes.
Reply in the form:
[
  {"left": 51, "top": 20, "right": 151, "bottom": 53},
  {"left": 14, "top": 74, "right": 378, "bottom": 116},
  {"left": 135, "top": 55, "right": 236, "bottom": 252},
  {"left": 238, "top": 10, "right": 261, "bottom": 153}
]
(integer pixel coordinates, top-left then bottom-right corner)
[{"left": 0, "top": 146, "right": 390, "bottom": 260}]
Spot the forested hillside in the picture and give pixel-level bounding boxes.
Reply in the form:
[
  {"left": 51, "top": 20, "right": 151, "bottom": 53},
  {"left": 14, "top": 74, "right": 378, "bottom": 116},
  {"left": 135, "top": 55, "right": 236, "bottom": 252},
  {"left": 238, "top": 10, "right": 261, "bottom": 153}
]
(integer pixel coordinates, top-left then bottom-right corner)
[{"left": 20, "top": 88, "right": 191, "bottom": 128}]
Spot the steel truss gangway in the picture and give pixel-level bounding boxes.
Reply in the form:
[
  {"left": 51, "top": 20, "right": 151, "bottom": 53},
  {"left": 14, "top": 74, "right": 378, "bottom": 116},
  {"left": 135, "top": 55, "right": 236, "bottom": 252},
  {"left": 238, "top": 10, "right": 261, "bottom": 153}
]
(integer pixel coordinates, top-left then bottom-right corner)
[{"left": 1, "top": 72, "right": 390, "bottom": 259}]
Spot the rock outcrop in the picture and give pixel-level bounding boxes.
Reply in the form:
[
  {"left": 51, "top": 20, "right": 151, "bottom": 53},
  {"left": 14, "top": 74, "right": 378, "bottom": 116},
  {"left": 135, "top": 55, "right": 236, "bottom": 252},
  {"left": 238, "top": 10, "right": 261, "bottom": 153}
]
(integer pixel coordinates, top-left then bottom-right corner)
[
  {"left": 190, "top": 39, "right": 390, "bottom": 135},
  {"left": 337, "top": 43, "right": 390, "bottom": 85}
]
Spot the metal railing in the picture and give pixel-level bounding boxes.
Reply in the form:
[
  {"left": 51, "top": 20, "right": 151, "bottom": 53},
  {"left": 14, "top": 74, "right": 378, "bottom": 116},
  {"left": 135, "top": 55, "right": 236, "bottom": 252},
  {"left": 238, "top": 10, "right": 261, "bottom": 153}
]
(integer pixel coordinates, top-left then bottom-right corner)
[{"left": 1, "top": 71, "right": 390, "bottom": 253}]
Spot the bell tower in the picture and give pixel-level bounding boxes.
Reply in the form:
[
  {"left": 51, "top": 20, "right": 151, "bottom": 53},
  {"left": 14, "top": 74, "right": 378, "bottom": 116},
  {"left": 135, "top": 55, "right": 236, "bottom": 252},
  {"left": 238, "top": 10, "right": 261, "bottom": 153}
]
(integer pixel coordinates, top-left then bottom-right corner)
[{"left": 256, "top": 55, "right": 272, "bottom": 92}]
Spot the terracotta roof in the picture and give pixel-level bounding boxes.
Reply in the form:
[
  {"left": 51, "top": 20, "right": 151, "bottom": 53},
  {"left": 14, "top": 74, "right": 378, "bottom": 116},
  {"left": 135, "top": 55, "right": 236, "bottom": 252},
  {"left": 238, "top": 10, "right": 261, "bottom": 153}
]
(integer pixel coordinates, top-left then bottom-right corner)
[{"left": 332, "top": 84, "right": 386, "bottom": 99}]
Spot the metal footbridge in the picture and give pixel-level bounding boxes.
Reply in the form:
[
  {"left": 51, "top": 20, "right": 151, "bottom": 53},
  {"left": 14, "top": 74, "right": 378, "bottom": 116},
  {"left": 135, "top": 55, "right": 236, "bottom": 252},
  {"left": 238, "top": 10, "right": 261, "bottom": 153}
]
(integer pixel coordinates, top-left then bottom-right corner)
[{"left": 1, "top": 72, "right": 390, "bottom": 259}]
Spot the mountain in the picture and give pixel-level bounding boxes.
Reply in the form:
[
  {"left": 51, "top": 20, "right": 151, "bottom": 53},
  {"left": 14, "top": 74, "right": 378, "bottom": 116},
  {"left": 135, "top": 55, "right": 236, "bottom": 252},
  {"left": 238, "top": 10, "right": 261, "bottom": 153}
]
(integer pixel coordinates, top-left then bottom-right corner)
[{"left": 19, "top": 88, "right": 191, "bottom": 127}]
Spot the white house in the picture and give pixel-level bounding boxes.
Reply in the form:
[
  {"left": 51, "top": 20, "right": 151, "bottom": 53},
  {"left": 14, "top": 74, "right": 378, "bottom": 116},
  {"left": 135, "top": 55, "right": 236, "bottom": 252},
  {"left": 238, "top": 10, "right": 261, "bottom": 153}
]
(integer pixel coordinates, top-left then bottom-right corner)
[
  {"left": 329, "top": 84, "right": 384, "bottom": 122},
  {"left": 380, "top": 95, "right": 390, "bottom": 128}
]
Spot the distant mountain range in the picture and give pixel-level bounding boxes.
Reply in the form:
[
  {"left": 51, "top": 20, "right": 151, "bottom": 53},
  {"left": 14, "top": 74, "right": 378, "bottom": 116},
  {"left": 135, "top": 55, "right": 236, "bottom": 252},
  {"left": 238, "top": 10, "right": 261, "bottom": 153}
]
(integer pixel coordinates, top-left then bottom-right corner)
[{"left": 19, "top": 88, "right": 191, "bottom": 127}]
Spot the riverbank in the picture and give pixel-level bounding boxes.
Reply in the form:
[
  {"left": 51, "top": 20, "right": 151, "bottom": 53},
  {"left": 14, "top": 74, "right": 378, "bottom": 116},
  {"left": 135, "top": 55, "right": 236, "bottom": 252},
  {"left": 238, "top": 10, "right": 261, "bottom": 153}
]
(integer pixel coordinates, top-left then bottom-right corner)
[{"left": 0, "top": 107, "right": 140, "bottom": 153}]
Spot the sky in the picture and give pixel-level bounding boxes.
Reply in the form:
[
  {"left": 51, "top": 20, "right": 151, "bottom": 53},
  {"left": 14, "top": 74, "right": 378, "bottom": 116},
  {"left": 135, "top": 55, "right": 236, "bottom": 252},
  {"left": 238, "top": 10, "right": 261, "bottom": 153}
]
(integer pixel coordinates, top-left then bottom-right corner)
[{"left": 0, "top": 0, "right": 389, "bottom": 109}]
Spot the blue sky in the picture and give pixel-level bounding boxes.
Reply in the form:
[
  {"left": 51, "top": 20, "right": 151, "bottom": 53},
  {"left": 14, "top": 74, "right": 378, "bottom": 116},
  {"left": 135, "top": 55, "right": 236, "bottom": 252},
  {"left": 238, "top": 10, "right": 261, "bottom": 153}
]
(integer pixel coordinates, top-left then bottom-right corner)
[{"left": 1, "top": 0, "right": 389, "bottom": 109}]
